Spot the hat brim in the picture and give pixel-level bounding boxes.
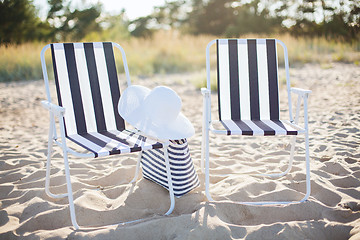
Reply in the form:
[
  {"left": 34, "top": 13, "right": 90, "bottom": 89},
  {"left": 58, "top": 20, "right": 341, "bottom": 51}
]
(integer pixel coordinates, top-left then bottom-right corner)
[
  {"left": 118, "top": 85, "right": 150, "bottom": 121},
  {"left": 132, "top": 112, "right": 195, "bottom": 140},
  {"left": 118, "top": 85, "right": 195, "bottom": 140}
]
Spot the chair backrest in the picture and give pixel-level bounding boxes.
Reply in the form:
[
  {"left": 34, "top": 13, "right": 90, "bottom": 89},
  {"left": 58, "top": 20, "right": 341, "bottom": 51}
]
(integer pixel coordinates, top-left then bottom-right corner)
[
  {"left": 216, "top": 39, "right": 281, "bottom": 121},
  {"left": 50, "top": 42, "right": 125, "bottom": 136}
]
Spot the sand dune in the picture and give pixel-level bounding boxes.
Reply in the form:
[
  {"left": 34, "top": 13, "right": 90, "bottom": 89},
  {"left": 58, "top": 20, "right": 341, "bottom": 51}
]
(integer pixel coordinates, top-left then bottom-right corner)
[{"left": 0, "top": 63, "right": 359, "bottom": 239}]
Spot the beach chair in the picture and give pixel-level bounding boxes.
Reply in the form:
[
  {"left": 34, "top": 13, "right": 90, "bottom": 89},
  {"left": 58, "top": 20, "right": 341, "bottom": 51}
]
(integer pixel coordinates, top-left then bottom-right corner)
[
  {"left": 40, "top": 42, "right": 181, "bottom": 229},
  {"left": 201, "top": 39, "right": 311, "bottom": 204}
]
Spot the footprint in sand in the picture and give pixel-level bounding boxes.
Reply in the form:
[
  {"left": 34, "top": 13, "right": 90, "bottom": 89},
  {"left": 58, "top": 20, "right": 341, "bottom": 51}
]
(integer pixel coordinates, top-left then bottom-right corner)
[{"left": 339, "top": 201, "right": 360, "bottom": 212}]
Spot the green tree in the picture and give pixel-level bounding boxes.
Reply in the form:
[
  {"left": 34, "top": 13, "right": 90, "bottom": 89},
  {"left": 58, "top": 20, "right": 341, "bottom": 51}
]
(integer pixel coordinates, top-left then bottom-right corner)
[
  {"left": 275, "top": 0, "right": 360, "bottom": 40},
  {"left": 84, "top": 11, "right": 130, "bottom": 41},
  {"left": 225, "top": 0, "right": 283, "bottom": 37},
  {"left": 129, "top": 1, "right": 187, "bottom": 38},
  {"left": 186, "top": 0, "right": 282, "bottom": 36},
  {"left": 153, "top": 0, "right": 187, "bottom": 29},
  {"left": 187, "top": 0, "right": 236, "bottom": 35},
  {"left": 0, "top": 0, "right": 52, "bottom": 45},
  {"left": 46, "top": 0, "right": 102, "bottom": 41},
  {"left": 130, "top": 16, "right": 155, "bottom": 38}
]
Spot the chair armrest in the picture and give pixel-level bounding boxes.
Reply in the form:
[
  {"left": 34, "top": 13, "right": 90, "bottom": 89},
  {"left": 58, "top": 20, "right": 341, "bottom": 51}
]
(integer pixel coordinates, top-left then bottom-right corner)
[
  {"left": 41, "top": 100, "right": 65, "bottom": 117},
  {"left": 291, "top": 87, "right": 311, "bottom": 96}
]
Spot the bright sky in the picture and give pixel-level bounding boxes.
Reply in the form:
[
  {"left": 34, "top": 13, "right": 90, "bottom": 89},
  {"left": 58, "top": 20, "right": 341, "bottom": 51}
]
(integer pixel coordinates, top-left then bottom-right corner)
[{"left": 34, "top": 0, "right": 167, "bottom": 20}]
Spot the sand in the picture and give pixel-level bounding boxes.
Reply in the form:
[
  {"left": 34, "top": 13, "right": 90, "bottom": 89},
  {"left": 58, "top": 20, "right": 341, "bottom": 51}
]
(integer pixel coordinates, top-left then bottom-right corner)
[{"left": 0, "top": 62, "right": 359, "bottom": 239}]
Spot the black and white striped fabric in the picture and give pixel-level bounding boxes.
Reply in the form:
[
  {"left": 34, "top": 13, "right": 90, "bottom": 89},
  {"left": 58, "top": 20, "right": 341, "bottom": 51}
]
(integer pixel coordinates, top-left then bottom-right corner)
[
  {"left": 141, "top": 139, "right": 200, "bottom": 197},
  {"left": 216, "top": 39, "right": 299, "bottom": 136},
  {"left": 51, "top": 42, "right": 162, "bottom": 157}
]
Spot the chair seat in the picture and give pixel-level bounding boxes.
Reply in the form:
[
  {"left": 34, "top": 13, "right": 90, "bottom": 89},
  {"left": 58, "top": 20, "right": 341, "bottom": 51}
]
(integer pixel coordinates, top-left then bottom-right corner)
[
  {"left": 67, "top": 129, "right": 163, "bottom": 158},
  {"left": 211, "top": 119, "right": 305, "bottom": 136}
]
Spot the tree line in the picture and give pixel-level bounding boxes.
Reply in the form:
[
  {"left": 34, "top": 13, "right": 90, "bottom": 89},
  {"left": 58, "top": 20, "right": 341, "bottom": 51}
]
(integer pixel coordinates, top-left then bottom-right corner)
[{"left": 1, "top": 0, "right": 359, "bottom": 45}]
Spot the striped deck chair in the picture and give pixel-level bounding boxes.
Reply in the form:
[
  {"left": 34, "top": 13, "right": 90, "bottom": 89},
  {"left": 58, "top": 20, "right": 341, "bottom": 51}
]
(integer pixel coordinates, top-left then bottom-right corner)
[
  {"left": 201, "top": 39, "right": 311, "bottom": 205},
  {"left": 40, "top": 42, "right": 176, "bottom": 229}
]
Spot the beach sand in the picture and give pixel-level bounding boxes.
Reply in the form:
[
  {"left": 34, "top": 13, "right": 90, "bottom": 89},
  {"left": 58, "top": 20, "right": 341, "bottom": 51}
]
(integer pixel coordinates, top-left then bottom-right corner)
[{"left": 0, "top": 62, "right": 359, "bottom": 239}]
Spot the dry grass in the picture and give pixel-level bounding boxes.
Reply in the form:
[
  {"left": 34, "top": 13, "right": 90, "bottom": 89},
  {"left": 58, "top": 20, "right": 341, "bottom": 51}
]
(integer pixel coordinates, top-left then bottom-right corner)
[
  {"left": 0, "top": 42, "right": 48, "bottom": 82},
  {"left": 1, "top": 31, "right": 359, "bottom": 82}
]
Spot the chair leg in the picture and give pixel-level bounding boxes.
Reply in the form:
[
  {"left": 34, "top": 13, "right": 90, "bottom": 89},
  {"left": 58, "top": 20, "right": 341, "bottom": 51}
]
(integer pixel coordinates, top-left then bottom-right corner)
[
  {"left": 131, "top": 148, "right": 176, "bottom": 215},
  {"left": 201, "top": 127, "right": 205, "bottom": 173},
  {"left": 201, "top": 107, "right": 207, "bottom": 172},
  {"left": 201, "top": 89, "right": 210, "bottom": 173},
  {"left": 130, "top": 151, "right": 142, "bottom": 183},
  {"left": 45, "top": 113, "right": 68, "bottom": 199},
  {"left": 260, "top": 94, "right": 302, "bottom": 179},
  {"left": 300, "top": 129, "right": 311, "bottom": 202},
  {"left": 63, "top": 151, "right": 80, "bottom": 229},
  {"left": 204, "top": 128, "right": 214, "bottom": 202},
  {"left": 257, "top": 135, "right": 296, "bottom": 178},
  {"left": 58, "top": 116, "right": 79, "bottom": 230},
  {"left": 299, "top": 94, "right": 311, "bottom": 202},
  {"left": 205, "top": 132, "right": 310, "bottom": 205},
  {"left": 44, "top": 114, "right": 78, "bottom": 229},
  {"left": 163, "top": 144, "right": 175, "bottom": 215}
]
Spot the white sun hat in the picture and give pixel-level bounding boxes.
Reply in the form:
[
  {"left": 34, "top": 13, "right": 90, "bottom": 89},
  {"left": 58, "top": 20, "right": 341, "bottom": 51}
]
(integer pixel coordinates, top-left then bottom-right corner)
[{"left": 118, "top": 85, "right": 195, "bottom": 141}]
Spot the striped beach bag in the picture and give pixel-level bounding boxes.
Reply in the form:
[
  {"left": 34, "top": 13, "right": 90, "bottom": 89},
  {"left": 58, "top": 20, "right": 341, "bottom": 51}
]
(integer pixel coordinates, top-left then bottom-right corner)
[{"left": 141, "top": 139, "right": 200, "bottom": 197}]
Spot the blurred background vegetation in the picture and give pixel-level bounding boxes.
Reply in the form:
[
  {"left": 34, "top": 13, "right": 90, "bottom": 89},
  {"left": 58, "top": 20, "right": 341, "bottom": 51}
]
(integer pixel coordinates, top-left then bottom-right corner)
[{"left": 0, "top": 0, "right": 359, "bottom": 82}]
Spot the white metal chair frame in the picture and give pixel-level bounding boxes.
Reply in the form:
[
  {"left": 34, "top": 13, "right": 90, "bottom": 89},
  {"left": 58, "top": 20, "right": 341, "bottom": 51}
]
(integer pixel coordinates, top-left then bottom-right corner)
[
  {"left": 40, "top": 42, "right": 175, "bottom": 230},
  {"left": 201, "top": 39, "right": 311, "bottom": 205}
]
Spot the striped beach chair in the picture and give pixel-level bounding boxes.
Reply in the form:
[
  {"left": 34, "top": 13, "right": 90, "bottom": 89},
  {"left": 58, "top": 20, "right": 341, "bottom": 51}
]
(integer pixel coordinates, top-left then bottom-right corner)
[
  {"left": 40, "top": 42, "right": 177, "bottom": 229},
  {"left": 201, "top": 39, "right": 311, "bottom": 204}
]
